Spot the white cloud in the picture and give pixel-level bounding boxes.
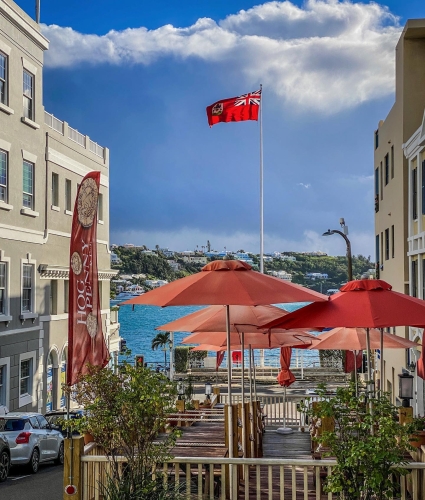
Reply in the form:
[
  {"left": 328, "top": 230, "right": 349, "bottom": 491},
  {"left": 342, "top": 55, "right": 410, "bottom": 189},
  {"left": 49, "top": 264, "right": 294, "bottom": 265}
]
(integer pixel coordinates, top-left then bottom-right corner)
[
  {"left": 42, "top": 0, "right": 401, "bottom": 113},
  {"left": 111, "top": 226, "right": 374, "bottom": 257},
  {"left": 298, "top": 182, "right": 311, "bottom": 189}
]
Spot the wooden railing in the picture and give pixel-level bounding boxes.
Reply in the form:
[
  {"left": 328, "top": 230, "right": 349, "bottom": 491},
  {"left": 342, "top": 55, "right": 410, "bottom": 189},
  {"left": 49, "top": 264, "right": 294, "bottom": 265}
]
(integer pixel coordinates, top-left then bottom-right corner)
[
  {"left": 76, "top": 454, "right": 425, "bottom": 500},
  {"left": 220, "top": 394, "right": 305, "bottom": 426}
]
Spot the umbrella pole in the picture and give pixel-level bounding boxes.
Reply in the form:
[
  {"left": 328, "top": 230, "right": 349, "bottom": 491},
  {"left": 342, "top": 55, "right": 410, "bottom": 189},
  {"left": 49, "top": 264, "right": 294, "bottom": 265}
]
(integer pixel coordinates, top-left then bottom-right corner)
[
  {"left": 380, "top": 328, "right": 384, "bottom": 397},
  {"left": 249, "top": 344, "right": 253, "bottom": 403},
  {"left": 226, "top": 305, "right": 235, "bottom": 498},
  {"left": 354, "top": 351, "right": 358, "bottom": 397},
  {"left": 365, "top": 327, "right": 374, "bottom": 435},
  {"left": 241, "top": 332, "right": 246, "bottom": 457},
  {"left": 241, "top": 332, "right": 245, "bottom": 403},
  {"left": 252, "top": 349, "right": 258, "bottom": 401}
]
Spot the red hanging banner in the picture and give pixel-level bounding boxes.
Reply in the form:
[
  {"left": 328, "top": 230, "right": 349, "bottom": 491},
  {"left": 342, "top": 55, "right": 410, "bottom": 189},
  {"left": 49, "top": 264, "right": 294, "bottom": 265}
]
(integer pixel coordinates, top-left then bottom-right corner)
[{"left": 67, "top": 171, "right": 109, "bottom": 386}]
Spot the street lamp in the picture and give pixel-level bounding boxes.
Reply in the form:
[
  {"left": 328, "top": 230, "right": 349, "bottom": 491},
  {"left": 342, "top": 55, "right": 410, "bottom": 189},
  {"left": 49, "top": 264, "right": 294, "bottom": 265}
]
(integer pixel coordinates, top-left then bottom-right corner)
[
  {"left": 323, "top": 218, "right": 353, "bottom": 282},
  {"left": 205, "top": 381, "right": 213, "bottom": 401},
  {"left": 177, "top": 378, "right": 185, "bottom": 400},
  {"left": 398, "top": 372, "right": 414, "bottom": 407}
]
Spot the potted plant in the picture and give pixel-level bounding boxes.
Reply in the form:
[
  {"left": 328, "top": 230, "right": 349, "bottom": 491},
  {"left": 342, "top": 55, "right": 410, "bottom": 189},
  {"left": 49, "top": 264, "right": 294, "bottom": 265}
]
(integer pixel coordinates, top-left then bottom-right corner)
[
  {"left": 407, "top": 415, "right": 425, "bottom": 448},
  {"left": 304, "top": 383, "right": 412, "bottom": 500}
]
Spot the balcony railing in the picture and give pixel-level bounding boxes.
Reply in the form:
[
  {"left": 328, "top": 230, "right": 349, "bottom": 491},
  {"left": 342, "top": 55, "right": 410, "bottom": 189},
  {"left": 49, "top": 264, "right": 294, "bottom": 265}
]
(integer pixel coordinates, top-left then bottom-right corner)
[
  {"left": 68, "top": 125, "right": 86, "bottom": 147},
  {"left": 89, "top": 139, "right": 104, "bottom": 158},
  {"left": 44, "top": 111, "right": 64, "bottom": 134}
]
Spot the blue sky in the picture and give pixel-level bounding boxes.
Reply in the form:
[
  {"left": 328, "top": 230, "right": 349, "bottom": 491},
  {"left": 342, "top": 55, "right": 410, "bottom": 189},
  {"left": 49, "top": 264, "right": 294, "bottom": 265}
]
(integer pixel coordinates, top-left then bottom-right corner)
[{"left": 15, "top": 0, "right": 425, "bottom": 257}]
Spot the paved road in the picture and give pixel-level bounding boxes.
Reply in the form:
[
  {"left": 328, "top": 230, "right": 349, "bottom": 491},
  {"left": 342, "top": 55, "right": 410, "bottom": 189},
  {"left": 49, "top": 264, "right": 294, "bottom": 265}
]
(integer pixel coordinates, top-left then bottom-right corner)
[{"left": 0, "top": 462, "right": 63, "bottom": 500}]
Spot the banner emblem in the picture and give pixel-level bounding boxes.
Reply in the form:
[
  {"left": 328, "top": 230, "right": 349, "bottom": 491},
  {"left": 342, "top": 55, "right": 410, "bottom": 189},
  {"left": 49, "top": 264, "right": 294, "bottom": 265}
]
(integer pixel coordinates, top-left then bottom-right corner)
[
  {"left": 212, "top": 103, "right": 223, "bottom": 116},
  {"left": 77, "top": 177, "right": 99, "bottom": 228}
]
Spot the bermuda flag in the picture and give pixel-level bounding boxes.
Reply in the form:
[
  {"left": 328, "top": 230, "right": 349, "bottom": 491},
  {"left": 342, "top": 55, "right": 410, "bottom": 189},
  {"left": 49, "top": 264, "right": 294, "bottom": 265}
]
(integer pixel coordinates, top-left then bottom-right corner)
[
  {"left": 67, "top": 171, "right": 109, "bottom": 386},
  {"left": 206, "top": 89, "right": 261, "bottom": 127}
]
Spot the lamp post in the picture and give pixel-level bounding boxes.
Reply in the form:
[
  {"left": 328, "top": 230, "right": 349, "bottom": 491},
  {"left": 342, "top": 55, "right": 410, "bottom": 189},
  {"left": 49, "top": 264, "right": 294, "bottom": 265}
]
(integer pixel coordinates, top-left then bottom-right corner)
[
  {"left": 398, "top": 372, "right": 414, "bottom": 424},
  {"left": 322, "top": 218, "right": 353, "bottom": 282}
]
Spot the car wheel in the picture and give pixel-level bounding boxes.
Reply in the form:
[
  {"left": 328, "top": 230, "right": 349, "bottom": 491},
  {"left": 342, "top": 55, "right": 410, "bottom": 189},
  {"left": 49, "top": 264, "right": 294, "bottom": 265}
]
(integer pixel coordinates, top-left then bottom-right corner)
[
  {"left": 28, "top": 448, "right": 40, "bottom": 474},
  {"left": 55, "top": 442, "right": 64, "bottom": 466},
  {"left": 0, "top": 450, "right": 10, "bottom": 482}
]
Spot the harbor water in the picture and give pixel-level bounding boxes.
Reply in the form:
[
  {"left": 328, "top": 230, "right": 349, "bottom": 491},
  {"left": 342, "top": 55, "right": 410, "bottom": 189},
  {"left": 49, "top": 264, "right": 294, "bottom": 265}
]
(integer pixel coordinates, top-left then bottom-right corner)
[{"left": 113, "top": 300, "right": 320, "bottom": 368}]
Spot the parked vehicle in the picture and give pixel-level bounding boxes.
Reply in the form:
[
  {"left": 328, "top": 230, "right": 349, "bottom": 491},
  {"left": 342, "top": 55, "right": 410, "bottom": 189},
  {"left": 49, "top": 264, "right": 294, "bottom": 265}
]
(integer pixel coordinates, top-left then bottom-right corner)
[
  {"left": 0, "top": 412, "right": 64, "bottom": 473},
  {"left": 0, "top": 433, "right": 10, "bottom": 482},
  {"left": 44, "top": 409, "right": 84, "bottom": 436}
]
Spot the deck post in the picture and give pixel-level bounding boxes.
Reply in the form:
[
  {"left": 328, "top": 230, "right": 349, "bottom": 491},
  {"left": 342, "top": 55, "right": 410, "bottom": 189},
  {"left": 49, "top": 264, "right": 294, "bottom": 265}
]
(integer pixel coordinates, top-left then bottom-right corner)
[{"left": 63, "top": 436, "right": 84, "bottom": 500}]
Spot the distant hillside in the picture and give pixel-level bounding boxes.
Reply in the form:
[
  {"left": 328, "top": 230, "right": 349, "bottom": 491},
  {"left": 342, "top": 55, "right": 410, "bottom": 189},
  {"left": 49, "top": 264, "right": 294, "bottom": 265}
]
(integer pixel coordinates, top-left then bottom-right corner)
[
  {"left": 111, "top": 246, "right": 374, "bottom": 294},
  {"left": 265, "top": 253, "right": 374, "bottom": 293}
]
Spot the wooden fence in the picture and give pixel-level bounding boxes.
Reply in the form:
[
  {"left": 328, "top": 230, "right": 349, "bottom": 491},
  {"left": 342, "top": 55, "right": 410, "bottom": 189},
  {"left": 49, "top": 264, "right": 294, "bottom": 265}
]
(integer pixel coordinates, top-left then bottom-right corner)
[{"left": 64, "top": 444, "right": 425, "bottom": 500}]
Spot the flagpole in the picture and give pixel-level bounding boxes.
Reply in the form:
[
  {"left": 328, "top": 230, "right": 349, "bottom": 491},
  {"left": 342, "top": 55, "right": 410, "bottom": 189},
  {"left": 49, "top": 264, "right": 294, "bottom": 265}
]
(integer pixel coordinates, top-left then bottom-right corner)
[
  {"left": 259, "top": 84, "right": 265, "bottom": 367},
  {"left": 259, "top": 83, "right": 264, "bottom": 274}
]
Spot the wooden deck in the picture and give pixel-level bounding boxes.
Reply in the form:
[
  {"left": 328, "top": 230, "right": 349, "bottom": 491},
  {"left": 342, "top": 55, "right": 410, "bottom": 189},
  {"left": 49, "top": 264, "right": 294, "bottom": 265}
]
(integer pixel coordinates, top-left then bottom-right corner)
[{"left": 262, "top": 427, "right": 312, "bottom": 459}]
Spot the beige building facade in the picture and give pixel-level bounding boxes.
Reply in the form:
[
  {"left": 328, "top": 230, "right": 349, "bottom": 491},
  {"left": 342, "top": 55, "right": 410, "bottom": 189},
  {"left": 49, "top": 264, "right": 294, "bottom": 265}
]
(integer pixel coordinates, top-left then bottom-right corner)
[
  {"left": 0, "top": 0, "right": 119, "bottom": 414},
  {"left": 374, "top": 19, "right": 425, "bottom": 413}
]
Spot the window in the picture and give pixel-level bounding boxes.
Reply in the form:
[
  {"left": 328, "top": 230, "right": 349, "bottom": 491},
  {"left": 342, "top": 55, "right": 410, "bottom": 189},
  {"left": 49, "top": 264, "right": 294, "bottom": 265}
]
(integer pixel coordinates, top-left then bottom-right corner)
[
  {"left": 380, "top": 161, "right": 383, "bottom": 200},
  {"left": 23, "top": 70, "right": 34, "bottom": 120},
  {"left": 384, "top": 154, "right": 389, "bottom": 185},
  {"left": 0, "top": 262, "right": 5, "bottom": 315},
  {"left": 391, "top": 225, "right": 395, "bottom": 259},
  {"left": 375, "top": 130, "right": 379, "bottom": 149},
  {"left": 65, "top": 179, "right": 72, "bottom": 211},
  {"left": 50, "top": 280, "right": 57, "bottom": 315},
  {"left": 98, "top": 281, "right": 103, "bottom": 308},
  {"left": 64, "top": 280, "right": 69, "bottom": 313},
  {"left": 98, "top": 193, "right": 103, "bottom": 222},
  {"left": 52, "top": 172, "right": 59, "bottom": 207},
  {"left": 20, "top": 358, "right": 32, "bottom": 397},
  {"left": 412, "top": 260, "right": 417, "bottom": 298},
  {"left": 22, "top": 264, "right": 33, "bottom": 312},
  {"left": 391, "top": 145, "right": 394, "bottom": 179},
  {"left": 0, "top": 364, "right": 5, "bottom": 406},
  {"left": 413, "top": 168, "right": 418, "bottom": 220},
  {"left": 0, "top": 150, "right": 7, "bottom": 202},
  {"left": 422, "top": 161, "right": 425, "bottom": 216},
  {"left": 0, "top": 52, "right": 7, "bottom": 105},
  {"left": 385, "top": 228, "right": 389, "bottom": 260},
  {"left": 22, "top": 161, "right": 34, "bottom": 209},
  {"left": 375, "top": 168, "right": 379, "bottom": 212}
]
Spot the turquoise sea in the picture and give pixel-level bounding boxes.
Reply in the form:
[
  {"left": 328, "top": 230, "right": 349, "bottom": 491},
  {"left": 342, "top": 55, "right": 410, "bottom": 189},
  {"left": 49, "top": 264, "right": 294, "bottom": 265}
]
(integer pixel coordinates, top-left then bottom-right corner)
[{"left": 112, "top": 300, "right": 320, "bottom": 368}]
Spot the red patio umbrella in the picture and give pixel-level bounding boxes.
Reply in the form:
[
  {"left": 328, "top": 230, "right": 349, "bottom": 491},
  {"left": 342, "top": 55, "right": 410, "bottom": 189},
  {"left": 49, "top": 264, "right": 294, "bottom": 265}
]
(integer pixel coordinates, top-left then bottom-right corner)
[
  {"left": 181, "top": 330, "right": 316, "bottom": 348},
  {"left": 276, "top": 347, "right": 296, "bottom": 434},
  {"left": 261, "top": 279, "right": 425, "bottom": 388},
  {"left": 309, "top": 327, "right": 420, "bottom": 351},
  {"left": 120, "top": 260, "right": 325, "bottom": 460},
  {"left": 156, "top": 304, "right": 296, "bottom": 334}
]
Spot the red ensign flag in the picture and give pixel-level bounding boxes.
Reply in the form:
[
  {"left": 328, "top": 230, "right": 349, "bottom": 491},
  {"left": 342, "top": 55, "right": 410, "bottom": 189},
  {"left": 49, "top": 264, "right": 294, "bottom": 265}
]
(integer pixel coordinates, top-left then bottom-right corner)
[
  {"left": 67, "top": 171, "right": 109, "bottom": 386},
  {"left": 206, "top": 89, "right": 261, "bottom": 127}
]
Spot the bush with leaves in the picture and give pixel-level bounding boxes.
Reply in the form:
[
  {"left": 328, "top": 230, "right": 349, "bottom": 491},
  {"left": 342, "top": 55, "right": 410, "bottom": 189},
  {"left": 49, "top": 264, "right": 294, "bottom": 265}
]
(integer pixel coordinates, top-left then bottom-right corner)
[
  {"left": 305, "top": 383, "right": 413, "bottom": 500},
  {"left": 66, "top": 363, "right": 179, "bottom": 499}
]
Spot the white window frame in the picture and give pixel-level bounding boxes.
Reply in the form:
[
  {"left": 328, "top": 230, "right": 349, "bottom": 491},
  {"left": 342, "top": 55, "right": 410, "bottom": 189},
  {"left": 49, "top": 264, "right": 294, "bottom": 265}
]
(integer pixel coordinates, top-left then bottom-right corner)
[
  {"left": 0, "top": 149, "right": 7, "bottom": 203},
  {"left": 0, "top": 357, "right": 10, "bottom": 410},
  {"left": 20, "top": 253, "right": 37, "bottom": 320},
  {"left": 0, "top": 51, "right": 7, "bottom": 106},
  {"left": 51, "top": 172, "right": 59, "bottom": 209},
  {"left": 23, "top": 69, "right": 34, "bottom": 121},
  {"left": 65, "top": 178, "right": 72, "bottom": 213},
  {"left": 18, "top": 351, "right": 36, "bottom": 408},
  {"left": 22, "top": 160, "right": 34, "bottom": 210},
  {"left": 0, "top": 250, "right": 11, "bottom": 323}
]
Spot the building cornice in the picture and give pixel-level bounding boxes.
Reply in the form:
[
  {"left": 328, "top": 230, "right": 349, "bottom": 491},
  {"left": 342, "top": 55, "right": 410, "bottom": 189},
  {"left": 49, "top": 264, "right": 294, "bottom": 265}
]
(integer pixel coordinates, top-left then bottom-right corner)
[
  {"left": 38, "top": 265, "right": 119, "bottom": 280},
  {"left": 0, "top": 0, "right": 49, "bottom": 51}
]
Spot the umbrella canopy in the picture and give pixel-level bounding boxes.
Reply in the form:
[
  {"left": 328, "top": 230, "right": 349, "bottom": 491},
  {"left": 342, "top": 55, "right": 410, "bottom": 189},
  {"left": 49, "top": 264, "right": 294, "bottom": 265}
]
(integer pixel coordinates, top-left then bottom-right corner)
[
  {"left": 156, "top": 304, "right": 298, "bottom": 334},
  {"left": 261, "top": 279, "right": 425, "bottom": 330},
  {"left": 308, "top": 327, "right": 420, "bottom": 351},
  {"left": 182, "top": 330, "right": 317, "bottom": 349},
  {"left": 277, "top": 347, "right": 296, "bottom": 387},
  {"left": 119, "top": 260, "right": 326, "bottom": 307}
]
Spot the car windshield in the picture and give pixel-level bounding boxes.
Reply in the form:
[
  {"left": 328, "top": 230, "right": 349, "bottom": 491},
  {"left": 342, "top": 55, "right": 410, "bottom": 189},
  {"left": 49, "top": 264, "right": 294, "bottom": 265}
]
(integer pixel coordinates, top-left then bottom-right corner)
[{"left": 0, "top": 418, "right": 27, "bottom": 432}]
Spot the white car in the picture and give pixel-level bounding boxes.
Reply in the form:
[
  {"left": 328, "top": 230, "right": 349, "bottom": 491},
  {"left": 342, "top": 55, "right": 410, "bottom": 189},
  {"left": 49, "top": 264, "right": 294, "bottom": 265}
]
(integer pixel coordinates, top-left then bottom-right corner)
[{"left": 0, "top": 412, "right": 64, "bottom": 473}]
